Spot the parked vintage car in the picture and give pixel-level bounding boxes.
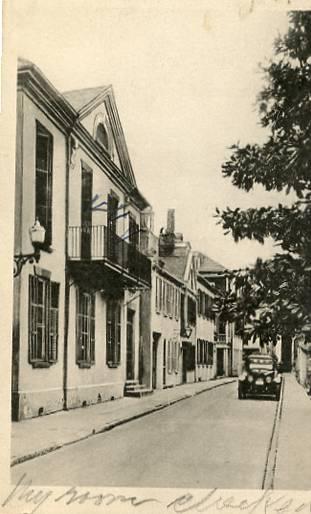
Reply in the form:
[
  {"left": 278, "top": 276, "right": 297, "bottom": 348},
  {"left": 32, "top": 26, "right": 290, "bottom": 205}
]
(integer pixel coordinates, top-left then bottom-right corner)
[{"left": 238, "top": 353, "right": 282, "bottom": 400}]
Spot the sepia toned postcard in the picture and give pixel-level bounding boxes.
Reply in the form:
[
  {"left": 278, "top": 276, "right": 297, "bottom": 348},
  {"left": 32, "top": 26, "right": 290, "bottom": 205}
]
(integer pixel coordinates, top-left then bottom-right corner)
[{"left": 1, "top": 1, "right": 311, "bottom": 513}]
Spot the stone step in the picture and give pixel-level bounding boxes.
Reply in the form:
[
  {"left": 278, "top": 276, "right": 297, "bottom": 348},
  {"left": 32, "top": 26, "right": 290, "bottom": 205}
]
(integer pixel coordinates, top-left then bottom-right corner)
[
  {"left": 124, "top": 388, "right": 154, "bottom": 398},
  {"left": 125, "top": 384, "right": 146, "bottom": 391}
]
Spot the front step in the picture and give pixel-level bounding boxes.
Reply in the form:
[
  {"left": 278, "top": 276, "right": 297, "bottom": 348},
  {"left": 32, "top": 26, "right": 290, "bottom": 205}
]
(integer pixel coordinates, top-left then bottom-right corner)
[
  {"left": 124, "top": 380, "right": 153, "bottom": 398},
  {"left": 125, "top": 388, "right": 154, "bottom": 398}
]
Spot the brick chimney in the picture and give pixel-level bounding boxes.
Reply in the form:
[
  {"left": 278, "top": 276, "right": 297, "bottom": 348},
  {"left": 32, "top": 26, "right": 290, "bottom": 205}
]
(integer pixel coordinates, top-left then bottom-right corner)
[{"left": 167, "top": 209, "right": 175, "bottom": 234}]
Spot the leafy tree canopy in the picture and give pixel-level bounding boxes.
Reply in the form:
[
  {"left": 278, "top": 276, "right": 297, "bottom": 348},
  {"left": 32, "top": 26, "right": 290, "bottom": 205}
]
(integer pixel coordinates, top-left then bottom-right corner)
[{"left": 216, "top": 12, "right": 311, "bottom": 344}]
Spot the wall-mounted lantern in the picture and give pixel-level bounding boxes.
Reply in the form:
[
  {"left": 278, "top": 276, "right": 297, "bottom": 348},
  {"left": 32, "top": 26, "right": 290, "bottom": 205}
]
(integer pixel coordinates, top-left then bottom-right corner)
[
  {"left": 181, "top": 324, "right": 193, "bottom": 338},
  {"left": 14, "top": 219, "right": 46, "bottom": 277}
]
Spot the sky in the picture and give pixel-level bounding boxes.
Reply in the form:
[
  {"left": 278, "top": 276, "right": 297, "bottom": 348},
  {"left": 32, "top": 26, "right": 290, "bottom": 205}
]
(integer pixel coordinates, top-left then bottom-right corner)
[{"left": 7, "top": 0, "right": 301, "bottom": 269}]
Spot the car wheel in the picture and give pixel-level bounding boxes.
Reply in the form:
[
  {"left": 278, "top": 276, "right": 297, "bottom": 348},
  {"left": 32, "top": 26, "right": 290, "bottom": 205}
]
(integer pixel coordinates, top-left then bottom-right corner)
[{"left": 275, "top": 389, "right": 280, "bottom": 401}]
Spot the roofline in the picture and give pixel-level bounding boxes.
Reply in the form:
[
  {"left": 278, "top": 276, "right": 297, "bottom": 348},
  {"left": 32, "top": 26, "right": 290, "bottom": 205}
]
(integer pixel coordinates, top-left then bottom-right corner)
[
  {"left": 197, "top": 274, "right": 217, "bottom": 296},
  {"left": 153, "top": 262, "right": 185, "bottom": 287},
  {"left": 199, "top": 270, "right": 228, "bottom": 276},
  {"left": 130, "top": 187, "right": 150, "bottom": 210},
  {"left": 69, "top": 85, "right": 113, "bottom": 119},
  {"left": 17, "top": 57, "right": 149, "bottom": 209},
  {"left": 18, "top": 58, "right": 77, "bottom": 123}
]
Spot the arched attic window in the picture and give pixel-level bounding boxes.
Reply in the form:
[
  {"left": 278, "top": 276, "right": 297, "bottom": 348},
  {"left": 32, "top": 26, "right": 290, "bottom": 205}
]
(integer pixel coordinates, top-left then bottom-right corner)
[{"left": 96, "top": 123, "right": 109, "bottom": 151}]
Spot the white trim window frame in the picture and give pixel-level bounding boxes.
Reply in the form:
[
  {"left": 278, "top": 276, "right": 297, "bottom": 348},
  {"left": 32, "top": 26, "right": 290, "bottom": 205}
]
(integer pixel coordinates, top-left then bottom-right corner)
[{"left": 76, "top": 288, "right": 96, "bottom": 368}]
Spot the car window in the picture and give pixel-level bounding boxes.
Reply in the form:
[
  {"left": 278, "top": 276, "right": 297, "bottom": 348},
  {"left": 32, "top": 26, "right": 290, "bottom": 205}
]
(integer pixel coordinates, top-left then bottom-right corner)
[{"left": 249, "top": 360, "right": 273, "bottom": 371}]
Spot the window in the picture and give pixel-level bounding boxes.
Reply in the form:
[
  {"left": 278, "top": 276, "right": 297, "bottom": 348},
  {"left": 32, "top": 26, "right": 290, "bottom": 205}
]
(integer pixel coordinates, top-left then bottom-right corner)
[
  {"left": 36, "top": 122, "right": 53, "bottom": 246},
  {"left": 81, "top": 162, "right": 93, "bottom": 259},
  {"left": 107, "top": 192, "right": 119, "bottom": 261},
  {"left": 159, "top": 279, "right": 163, "bottom": 312},
  {"left": 208, "top": 342, "right": 214, "bottom": 365},
  {"left": 96, "top": 122, "right": 109, "bottom": 150},
  {"left": 168, "top": 340, "right": 172, "bottom": 373},
  {"left": 163, "top": 282, "right": 168, "bottom": 316},
  {"left": 76, "top": 288, "right": 95, "bottom": 367},
  {"left": 29, "top": 275, "right": 59, "bottom": 366},
  {"left": 156, "top": 276, "right": 160, "bottom": 312},
  {"left": 168, "top": 285, "right": 173, "bottom": 318},
  {"left": 181, "top": 293, "right": 185, "bottom": 332},
  {"left": 197, "top": 339, "right": 209, "bottom": 365},
  {"left": 197, "top": 340, "right": 200, "bottom": 364},
  {"left": 174, "top": 289, "right": 177, "bottom": 319},
  {"left": 175, "top": 341, "right": 179, "bottom": 372},
  {"left": 129, "top": 213, "right": 139, "bottom": 248},
  {"left": 188, "top": 297, "right": 196, "bottom": 325},
  {"left": 204, "top": 341, "right": 208, "bottom": 365},
  {"left": 106, "top": 299, "right": 121, "bottom": 366}
]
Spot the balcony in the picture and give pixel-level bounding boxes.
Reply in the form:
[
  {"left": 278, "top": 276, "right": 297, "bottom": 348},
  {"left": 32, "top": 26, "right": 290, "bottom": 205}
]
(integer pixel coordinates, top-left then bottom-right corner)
[
  {"left": 67, "top": 225, "right": 151, "bottom": 289},
  {"left": 214, "top": 333, "right": 227, "bottom": 344}
]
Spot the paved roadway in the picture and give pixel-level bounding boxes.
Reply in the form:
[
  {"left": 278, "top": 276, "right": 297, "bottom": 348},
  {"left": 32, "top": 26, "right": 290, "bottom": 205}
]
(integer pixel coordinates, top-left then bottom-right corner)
[{"left": 11, "top": 382, "right": 277, "bottom": 489}]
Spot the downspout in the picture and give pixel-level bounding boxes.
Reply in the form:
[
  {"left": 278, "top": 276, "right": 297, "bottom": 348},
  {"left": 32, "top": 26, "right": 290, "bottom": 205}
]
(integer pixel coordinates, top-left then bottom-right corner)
[{"left": 63, "top": 128, "right": 73, "bottom": 410}]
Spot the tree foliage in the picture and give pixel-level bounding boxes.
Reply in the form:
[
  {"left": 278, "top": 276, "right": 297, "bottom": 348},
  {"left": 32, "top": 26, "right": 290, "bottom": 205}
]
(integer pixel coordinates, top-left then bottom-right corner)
[{"left": 216, "top": 12, "right": 311, "bottom": 344}]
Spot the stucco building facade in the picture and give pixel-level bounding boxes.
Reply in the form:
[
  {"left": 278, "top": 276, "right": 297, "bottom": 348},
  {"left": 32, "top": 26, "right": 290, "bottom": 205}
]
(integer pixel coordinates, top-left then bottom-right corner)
[{"left": 12, "top": 59, "right": 151, "bottom": 420}]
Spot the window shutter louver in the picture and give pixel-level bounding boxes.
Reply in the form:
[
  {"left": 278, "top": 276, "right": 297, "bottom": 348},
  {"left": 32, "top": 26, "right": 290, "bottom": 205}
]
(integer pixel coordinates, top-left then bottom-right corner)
[
  {"left": 116, "top": 304, "right": 121, "bottom": 364},
  {"left": 48, "top": 281, "right": 59, "bottom": 363},
  {"left": 90, "top": 295, "right": 96, "bottom": 363}
]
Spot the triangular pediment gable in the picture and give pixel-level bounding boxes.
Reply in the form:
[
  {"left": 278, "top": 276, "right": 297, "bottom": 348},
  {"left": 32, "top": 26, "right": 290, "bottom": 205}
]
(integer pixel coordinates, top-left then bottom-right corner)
[
  {"left": 63, "top": 86, "right": 137, "bottom": 187},
  {"left": 183, "top": 249, "right": 198, "bottom": 292}
]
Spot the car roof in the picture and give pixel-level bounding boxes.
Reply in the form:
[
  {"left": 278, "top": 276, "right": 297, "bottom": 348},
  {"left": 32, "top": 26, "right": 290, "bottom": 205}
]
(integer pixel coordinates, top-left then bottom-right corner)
[{"left": 248, "top": 354, "right": 273, "bottom": 360}]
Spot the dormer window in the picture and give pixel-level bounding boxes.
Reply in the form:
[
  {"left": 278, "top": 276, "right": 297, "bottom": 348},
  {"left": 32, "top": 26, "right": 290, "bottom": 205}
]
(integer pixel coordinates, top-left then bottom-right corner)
[{"left": 96, "top": 122, "right": 109, "bottom": 150}]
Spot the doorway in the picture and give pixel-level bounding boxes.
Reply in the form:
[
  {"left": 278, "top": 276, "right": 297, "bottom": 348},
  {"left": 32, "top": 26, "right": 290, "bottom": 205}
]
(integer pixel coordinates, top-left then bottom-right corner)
[
  {"left": 126, "top": 309, "right": 135, "bottom": 380},
  {"left": 163, "top": 339, "right": 167, "bottom": 387},
  {"left": 182, "top": 343, "right": 187, "bottom": 383},
  {"left": 152, "top": 333, "right": 160, "bottom": 389},
  {"left": 217, "top": 348, "right": 224, "bottom": 376},
  {"left": 282, "top": 335, "right": 292, "bottom": 371},
  {"left": 81, "top": 164, "right": 93, "bottom": 259}
]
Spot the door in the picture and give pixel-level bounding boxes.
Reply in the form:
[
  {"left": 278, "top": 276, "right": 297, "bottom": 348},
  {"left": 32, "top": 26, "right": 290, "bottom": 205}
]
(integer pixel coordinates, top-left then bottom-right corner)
[
  {"left": 126, "top": 309, "right": 135, "bottom": 380},
  {"left": 217, "top": 349, "right": 224, "bottom": 376},
  {"left": 152, "top": 333, "right": 160, "bottom": 389},
  {"left": 282, "top": 335, "right": 292, "bottom": 371},
  {"left": 81, "top": 164, "right": 93, "bottom": 259},
  {"left": 182, "top": 343, "right": 187, "bottom": 383},
  {"left": 163, "top": 339, "right": 167, "bottom": 387}
]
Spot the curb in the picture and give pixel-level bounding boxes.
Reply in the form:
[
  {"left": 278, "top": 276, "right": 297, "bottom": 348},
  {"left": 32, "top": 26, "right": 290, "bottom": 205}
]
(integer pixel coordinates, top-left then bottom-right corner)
[
  {"left": 261, "top": 375, "right": 285, "bottom": 489},
  {"left": 11, "top": 378, "right": 235, "bottom": 467}
]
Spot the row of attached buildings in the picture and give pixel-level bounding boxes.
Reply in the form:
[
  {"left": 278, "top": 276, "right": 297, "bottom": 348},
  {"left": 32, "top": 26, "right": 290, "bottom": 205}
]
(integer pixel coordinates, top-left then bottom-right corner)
[{"left": 12, "top": 58, "right": 243, "bottom": 421}]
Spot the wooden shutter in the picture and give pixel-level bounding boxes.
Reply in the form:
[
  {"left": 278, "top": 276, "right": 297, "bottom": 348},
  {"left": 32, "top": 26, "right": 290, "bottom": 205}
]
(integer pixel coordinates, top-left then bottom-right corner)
[
  {"left": 48, "top": 281, "right": 59, "bottom": 363},
  {"left": 106, "top": 300, "right": 113, "bottom": 364},
  {"left": 116, "top": 303, "right": 121, "bottom": 364},
  {"left": 90, "top": 294, "right": 96, "bottom": 363},
  {"left": 76, "top": 287, "right": 82, "bottom": 363},
  {"left": 29, "top": 275, "right": 37, "bottom": 363}
]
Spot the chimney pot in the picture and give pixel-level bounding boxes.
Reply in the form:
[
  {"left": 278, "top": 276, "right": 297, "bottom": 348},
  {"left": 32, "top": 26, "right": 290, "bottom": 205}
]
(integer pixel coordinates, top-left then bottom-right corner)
[{"left": 167, "top": 209, "right": 175, "bottom": 234}]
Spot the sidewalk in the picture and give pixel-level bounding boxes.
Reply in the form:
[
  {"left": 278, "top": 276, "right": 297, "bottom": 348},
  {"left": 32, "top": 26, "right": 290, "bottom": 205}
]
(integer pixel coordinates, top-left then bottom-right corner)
[
  {"left": 11, "top": 377, "right": 234, "bottom": 466},
  {"left": 274, "top": 373, "right": 311, "bottom": 490}
]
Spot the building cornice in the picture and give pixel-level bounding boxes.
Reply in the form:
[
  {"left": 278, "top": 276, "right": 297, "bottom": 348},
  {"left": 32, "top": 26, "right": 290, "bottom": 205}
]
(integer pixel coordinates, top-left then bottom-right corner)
[{"left": 17, "top": 62, "right": 149, "bottom": 211}]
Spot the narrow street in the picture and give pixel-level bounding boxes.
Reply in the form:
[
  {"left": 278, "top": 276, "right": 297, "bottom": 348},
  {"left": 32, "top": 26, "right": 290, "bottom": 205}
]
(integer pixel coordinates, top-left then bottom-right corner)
[{"left": 11, "top": 382, "right": 278, "bottom": 489}]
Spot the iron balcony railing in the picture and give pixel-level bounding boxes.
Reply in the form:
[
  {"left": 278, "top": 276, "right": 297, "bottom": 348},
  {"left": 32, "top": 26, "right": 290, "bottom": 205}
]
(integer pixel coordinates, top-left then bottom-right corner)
[
  {"left": 68, "top": 225, "right": 151, "bottom": 285},
  {"left": 214, "top": 333, "right": 227, "bottom": 343}
]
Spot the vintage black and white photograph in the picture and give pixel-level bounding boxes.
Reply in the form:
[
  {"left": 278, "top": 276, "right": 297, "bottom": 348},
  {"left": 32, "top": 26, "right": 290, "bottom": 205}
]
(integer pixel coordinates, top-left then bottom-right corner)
[{"left": 2, "top": 0, "right": 311, "bottom": 512}]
